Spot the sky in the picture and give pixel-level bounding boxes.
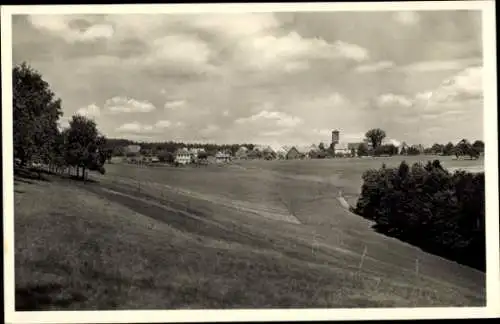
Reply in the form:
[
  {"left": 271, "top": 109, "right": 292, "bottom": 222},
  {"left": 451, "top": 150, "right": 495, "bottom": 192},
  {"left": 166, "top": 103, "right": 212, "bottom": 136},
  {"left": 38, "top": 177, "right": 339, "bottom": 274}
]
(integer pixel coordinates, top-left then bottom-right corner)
[{"left": 12, "top": 10, "right": 484, "bottom": 147}]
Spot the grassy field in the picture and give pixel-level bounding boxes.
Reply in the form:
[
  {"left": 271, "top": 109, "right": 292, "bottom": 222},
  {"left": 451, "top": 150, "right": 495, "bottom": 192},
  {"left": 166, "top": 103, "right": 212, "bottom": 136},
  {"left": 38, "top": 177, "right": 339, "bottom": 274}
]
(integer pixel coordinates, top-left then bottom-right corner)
[{"left": 14, "top": 155, "right": 485, "bottom": 309}]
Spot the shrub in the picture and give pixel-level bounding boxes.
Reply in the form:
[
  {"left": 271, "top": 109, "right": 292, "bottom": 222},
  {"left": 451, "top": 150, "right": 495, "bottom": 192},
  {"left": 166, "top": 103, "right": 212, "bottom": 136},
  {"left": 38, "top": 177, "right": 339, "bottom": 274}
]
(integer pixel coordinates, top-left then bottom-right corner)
[{"left": 354, "top": 160, "right": 485, "bottom": 271}]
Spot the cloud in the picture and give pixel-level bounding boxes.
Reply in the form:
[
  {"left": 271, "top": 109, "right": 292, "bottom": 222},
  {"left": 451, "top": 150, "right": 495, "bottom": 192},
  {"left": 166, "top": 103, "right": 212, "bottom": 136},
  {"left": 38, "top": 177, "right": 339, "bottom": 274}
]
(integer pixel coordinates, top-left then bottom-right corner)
[
  {"left": 235, "top": 110, "right": 302, "bottom": 128},
  {"left": 28, "top": 15, "right": 114, "bottom": 43},
  {"left": 400, "top": 57, "right": 482, "bottom": 73},
  {"left": 375, "top": 93, "right": 413, "bottom": 108},
  {"left": 117, "top": 122, "right": 154, "bottom": 134},
  {"left": 76, "top": 103, "right": 101, "bottom": 118},
  {"left": 164, "top": 100, "right": 186, "bottom": 110},
  {"left": 355, "top": 61, "right": 395, "bottom": 73},
  {"left": 236, "top": 32, "right": 369, "bottom": 73},
  {"left": 424, "top": 66, "right": 483, "bottom": 104},
  {"left": 117, "top": 119, "right": 183, "bottom": 135},
  {"left": 155, "top": 120, "right": 172, "bottom": 128},
  {"left": 139, "top": 34, "right": 214, "bottom": 73},
  {"left": 104, "top": 96, "right": 156, "bottom": 113},
  {"left": 14, "top": 12, "right": 484, "bottom": 146},
  {"left": 57, "top": 116, "right": 70, "bottom": 131},
  {"left": 393, "top": 11, "right": 420, "bottom": 26}
]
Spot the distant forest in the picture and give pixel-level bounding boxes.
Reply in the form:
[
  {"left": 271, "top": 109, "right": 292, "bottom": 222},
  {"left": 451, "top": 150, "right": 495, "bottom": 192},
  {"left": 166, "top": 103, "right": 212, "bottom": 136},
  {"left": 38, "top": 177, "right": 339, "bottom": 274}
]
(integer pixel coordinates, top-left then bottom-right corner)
[{"left": 104, "top": 138, "right": 256, "bottom": 157}]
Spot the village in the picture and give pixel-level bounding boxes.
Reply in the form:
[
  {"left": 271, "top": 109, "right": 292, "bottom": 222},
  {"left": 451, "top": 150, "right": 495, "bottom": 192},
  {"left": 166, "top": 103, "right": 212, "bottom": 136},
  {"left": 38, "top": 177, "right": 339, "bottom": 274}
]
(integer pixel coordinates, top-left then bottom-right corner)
[{"left": 120, "top": 129, "right": 421, "bottom": 166}]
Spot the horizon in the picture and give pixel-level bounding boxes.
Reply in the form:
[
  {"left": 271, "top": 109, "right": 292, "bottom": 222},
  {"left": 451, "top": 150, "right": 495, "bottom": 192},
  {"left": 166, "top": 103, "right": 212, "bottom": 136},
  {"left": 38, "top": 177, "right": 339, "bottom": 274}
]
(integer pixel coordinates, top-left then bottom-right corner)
[{"left": 13, "top": 11, "right": 483, "bottom": 147}]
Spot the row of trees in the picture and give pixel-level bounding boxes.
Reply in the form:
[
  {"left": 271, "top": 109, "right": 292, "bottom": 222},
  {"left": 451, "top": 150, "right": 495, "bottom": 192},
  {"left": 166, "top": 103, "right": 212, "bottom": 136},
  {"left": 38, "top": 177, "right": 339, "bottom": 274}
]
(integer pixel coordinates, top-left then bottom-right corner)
[
  {"left": 353, "top": 160, "right": 485, "bottom": 271},
  {"left": 362, "top": 128, "right": 484, "bottom": 158},
  {"left": 14, "top": 63, "right": 107, "bottom": 180}
]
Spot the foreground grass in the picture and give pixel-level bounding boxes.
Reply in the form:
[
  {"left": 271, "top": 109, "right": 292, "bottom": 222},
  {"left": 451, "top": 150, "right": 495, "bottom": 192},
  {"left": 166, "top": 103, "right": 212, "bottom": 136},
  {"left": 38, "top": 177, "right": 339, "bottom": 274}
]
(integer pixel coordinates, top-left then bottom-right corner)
[{"left": 14, "top": 173, "right": 485, "bottom": 310}]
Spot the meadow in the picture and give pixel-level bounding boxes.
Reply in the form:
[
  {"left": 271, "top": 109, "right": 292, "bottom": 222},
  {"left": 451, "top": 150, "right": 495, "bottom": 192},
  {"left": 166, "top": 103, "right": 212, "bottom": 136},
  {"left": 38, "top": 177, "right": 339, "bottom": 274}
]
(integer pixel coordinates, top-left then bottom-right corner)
[{"left": 14, "top": 155, "right": 486, "bottom": 309}]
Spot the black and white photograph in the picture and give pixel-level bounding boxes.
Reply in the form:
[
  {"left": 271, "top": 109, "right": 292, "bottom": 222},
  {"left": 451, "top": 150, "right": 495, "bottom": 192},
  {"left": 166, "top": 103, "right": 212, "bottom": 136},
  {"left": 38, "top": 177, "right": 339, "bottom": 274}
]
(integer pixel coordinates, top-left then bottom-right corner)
[{"left": 2, "top": 1, "right": 499, "bottom": 323}]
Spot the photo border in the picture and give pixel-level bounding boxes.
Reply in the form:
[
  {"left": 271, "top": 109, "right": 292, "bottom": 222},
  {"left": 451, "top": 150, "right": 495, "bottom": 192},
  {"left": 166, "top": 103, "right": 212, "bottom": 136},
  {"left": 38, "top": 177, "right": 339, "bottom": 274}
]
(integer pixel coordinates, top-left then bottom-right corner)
[{"left": 2, "top": 1, "right": 498, "bottom": 322}]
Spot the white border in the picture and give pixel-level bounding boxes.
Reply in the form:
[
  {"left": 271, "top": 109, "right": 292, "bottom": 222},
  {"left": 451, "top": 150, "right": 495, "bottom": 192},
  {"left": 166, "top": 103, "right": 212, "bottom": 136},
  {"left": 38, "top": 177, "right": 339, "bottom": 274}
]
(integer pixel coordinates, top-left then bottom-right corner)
[{"left": 2, "top": 2, "right": 498, "bottom": 323}]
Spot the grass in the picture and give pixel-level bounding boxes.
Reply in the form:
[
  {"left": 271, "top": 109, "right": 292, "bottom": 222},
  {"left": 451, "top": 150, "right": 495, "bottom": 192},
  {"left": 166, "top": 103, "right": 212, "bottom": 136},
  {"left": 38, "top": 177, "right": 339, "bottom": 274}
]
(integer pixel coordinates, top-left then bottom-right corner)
[{"left": 14, "top": 155, "right": 485, "bottom": 309}]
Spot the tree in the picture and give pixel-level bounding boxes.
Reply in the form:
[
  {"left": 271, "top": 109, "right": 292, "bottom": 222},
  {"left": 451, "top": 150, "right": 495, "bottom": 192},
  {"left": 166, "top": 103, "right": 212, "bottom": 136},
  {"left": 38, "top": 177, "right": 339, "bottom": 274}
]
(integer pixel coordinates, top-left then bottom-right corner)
[
  {"left": 64, "top": 115, "right": 106, "bottom": 180},
  {"left": 406, "top": 146, "right": 421, "bottom": 156},
  {"left": 455, "top": 139, "right": 480, "bottom": 160},
  {"left": 13, "top": 62, "right": 63, "bottom": 167},
  {"left": 158, "top": 151, "right": 175, "bottom": 164},
  {"left": 472, "top": 140, "right": 484, "bottom": 154},
  {"left": 357, "top": 143, "right": 369, "bottom": 157},
  {"left": 365, "top": 128, "right": 386, "bottom": 149},
  {"left": 431, "top": 143, "right": 444, "bottom": 155},
  {"left": 375, "top": 144, "right": 398, "bottom": 156},
  {"left": 443, "top": 142, "right": 455, "bottom": 156},
  {"left": 318, "top": 142, "right": 326, "bottom": 151}
]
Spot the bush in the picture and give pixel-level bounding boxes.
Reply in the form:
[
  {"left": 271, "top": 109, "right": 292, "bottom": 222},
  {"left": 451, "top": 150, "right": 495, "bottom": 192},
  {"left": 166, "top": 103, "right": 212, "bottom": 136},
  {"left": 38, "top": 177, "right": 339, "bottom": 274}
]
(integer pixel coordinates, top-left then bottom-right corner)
[{"left": 353, "top": 160, "right": 485, "bottom": 271}]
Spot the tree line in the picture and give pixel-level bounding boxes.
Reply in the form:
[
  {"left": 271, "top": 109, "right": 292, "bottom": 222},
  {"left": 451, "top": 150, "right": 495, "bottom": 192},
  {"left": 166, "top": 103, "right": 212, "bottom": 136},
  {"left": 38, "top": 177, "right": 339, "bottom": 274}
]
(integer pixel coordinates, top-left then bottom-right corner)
[
  {"left": 360, "top": 128, "right": 484, "bottom": 158},
  {"left": 13, "top": 62, "right": 107, "bottom": 180},
  {"left": 353, "top": 160, "right": 485, "bottom": 271}
]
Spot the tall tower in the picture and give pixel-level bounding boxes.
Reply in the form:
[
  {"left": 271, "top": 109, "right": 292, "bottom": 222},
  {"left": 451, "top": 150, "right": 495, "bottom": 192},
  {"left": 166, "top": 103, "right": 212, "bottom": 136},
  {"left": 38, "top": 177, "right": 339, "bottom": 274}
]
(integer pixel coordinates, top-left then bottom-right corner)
[
  {"left": 331, "top": 130, "right": 340, "bottom": 154},
  {"left": 331, "top": 130, "right": 340, "bottom": 145}
]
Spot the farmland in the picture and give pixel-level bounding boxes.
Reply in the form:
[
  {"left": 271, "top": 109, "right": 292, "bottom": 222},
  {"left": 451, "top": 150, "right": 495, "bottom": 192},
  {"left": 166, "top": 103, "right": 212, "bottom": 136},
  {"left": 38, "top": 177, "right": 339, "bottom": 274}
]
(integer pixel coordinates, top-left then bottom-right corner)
[{"left": 15, "top": 155, "right": 486, "bottom": 309}]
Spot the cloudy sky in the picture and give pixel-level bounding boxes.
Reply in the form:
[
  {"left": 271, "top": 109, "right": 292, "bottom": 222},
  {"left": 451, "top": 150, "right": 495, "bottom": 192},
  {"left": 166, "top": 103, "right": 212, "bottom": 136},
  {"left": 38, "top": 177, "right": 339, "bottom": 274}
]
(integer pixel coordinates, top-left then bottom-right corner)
[{"left": 12, "top": 10, "right": 483, "bottom": 146}]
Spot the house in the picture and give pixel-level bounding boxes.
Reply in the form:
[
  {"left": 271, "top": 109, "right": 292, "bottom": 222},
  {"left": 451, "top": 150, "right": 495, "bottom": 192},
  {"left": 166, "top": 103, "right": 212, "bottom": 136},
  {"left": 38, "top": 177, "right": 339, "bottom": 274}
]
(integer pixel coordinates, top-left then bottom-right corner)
[
  {"left": 188, "top": 148, "right": 205, "bottom": 162},
  {"left": 215, "top": 151, "right": 232, "bottom": 163},
  {"left": 286, "top": 146, "right": 303, "bottom": 160},
  {"left": 174, "top": 148, "right": 192, "bottom": 165},
  {"left": 125, "top": 144, "right": 141, "bottom": 156},
  {"left": 274, "top": 146, "right": 289, "bottom": 160},
  {"left": 334, "top": 143, "right": 351, "bottom": 156},
  {"left": 235, "top": 146, "right": 249, "bottom": 160},
  {"left": 261, "top": 146, "right": 277, "bottom": 160},
  {"left": 295, "top": 144, "right": 320, "bottom": 159}
]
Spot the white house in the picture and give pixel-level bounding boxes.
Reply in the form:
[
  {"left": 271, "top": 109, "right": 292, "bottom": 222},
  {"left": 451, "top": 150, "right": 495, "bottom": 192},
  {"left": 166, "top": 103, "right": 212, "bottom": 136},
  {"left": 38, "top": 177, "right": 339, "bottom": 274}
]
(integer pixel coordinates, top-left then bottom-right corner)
[
  {"left": 334, "top": 143, "right": 351, "bottom": 156},
  {"left": 174, "top": 148, "right": 192, "bottom": 165}
]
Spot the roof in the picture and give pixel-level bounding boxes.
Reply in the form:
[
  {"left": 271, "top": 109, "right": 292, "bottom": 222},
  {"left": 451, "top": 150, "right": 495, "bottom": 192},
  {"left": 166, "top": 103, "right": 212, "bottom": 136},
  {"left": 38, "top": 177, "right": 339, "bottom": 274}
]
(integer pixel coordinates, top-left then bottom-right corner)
[
  {"left": 237, "top": 146, "right": 249, "bottom": 152},
  {"left": 295, "top": 145, "right": 318, "bottom": 154},
  {"left": 253, "top": 145, "right": 274, "bottom": 152},
  {"left": 175, "top": 148, "right": 190, "bottom": 154},
  {"left": 335, "top": 142, "right": 349, "bottom": 150}
]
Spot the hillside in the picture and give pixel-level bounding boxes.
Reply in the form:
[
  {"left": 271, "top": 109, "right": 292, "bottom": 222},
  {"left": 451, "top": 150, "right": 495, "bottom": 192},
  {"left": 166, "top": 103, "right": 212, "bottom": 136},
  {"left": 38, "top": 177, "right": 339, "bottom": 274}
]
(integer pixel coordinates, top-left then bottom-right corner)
[{"left": 15, "top": 161, "right": 485, "bottom": 309}]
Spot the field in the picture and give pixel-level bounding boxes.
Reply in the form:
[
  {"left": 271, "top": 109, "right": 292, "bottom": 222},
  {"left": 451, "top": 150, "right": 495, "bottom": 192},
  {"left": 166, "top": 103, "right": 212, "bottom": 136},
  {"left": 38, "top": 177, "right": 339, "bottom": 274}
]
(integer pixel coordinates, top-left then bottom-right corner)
[{"left": 14, "top": 155, "right": 485, "bottom": 309}]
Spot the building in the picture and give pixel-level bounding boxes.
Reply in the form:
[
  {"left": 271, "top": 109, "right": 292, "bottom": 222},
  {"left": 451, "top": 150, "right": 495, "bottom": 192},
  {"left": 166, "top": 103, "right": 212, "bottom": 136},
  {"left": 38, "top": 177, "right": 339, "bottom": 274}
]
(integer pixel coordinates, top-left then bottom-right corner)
[
  {"left": 235, "top": 146, "right": 249, "bottom": 159},
  {"left": 286, "top": 147, "right": 302, "bottom": 160},
  {"left": 215, "top": 151, "right": 232, "bottom": 163},
  {"left": 261, "top": 146, "right": 277, "bottom": 160},
  {"left": 334, "top": 143, "right": 351, "bottom": 156},
  {"left": 125, "top": 144, "right": 141, "bottom": 155},
  {"left": 274, "top": 146, "right": 289, "bottom": 160},
  {"left": 174, "top": 148, "right": 193, "bottom": 165},
  {"left": 332, "top": 130, "right": 340, "bottom": 145}
]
